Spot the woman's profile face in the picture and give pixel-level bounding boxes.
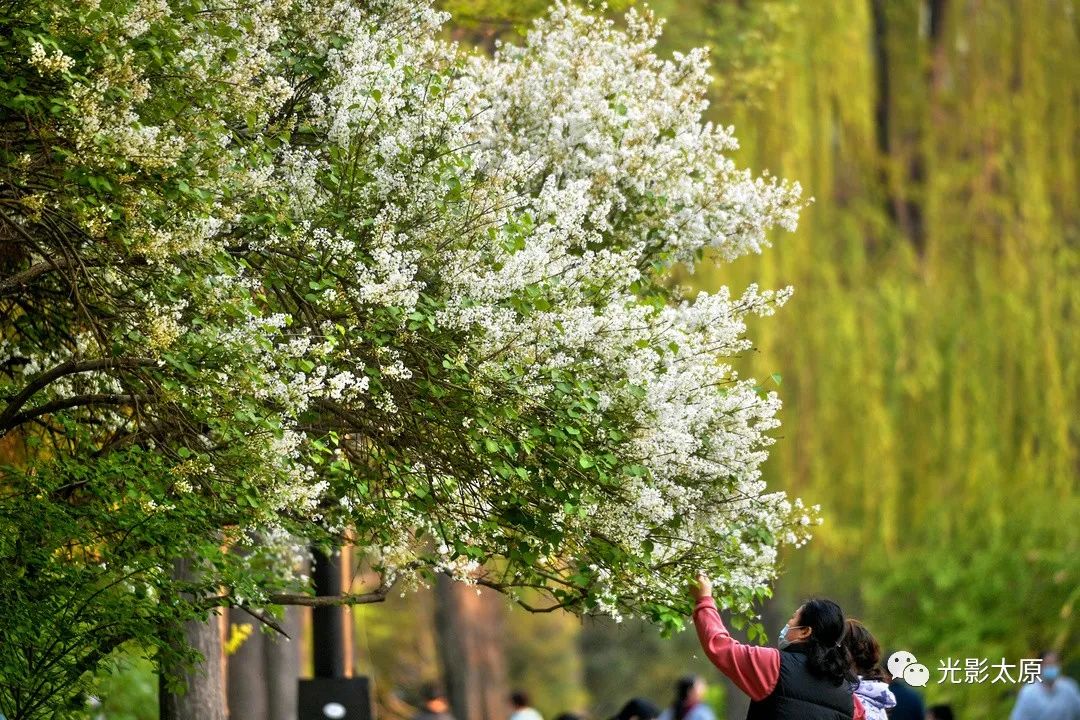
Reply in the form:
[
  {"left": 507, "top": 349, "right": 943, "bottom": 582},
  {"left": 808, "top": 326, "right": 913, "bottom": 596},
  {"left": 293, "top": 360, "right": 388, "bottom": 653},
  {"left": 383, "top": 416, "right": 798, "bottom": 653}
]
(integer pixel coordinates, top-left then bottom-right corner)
[{"left": 784, "top": 604, "right": 812, "bottom": 644}]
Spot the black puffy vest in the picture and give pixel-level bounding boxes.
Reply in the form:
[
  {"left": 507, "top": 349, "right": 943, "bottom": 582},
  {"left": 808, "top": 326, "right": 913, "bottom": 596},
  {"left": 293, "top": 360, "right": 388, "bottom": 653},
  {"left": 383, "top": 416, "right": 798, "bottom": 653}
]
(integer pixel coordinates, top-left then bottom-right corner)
[{"left": 745, "top": 645, "right": 855, "bottom": 720}]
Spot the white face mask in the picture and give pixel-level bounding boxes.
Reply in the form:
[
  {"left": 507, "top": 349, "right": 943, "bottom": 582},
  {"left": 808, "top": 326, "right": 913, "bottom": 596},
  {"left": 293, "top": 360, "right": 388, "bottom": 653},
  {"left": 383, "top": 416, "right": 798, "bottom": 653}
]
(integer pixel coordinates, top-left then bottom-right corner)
[{"left": 778, "top": 624, "right": 806, "bottom": 650}]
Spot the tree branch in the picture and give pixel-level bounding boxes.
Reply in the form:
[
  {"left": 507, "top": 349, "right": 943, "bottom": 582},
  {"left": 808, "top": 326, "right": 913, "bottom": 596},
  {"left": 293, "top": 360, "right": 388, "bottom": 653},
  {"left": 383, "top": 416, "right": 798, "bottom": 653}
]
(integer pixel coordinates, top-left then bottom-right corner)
[
  {"left": 263, "top": 589, "right": 388, "bottom": 607},
  {"left": 200, "top": 587, "right": 389, "bottom": 610},
  {"left": 4, "top": 393, "right": 134, "bottom": 430},
  {"left": 0, "top": 358, "right": 156, "bottom": 434},
  {"left": 236, "top": 605, "right": 290, "bottom": 639},
  {"left": 474, "top": 577, "right": 580, "bottom": 613},
  {"left": 0, "top": 257, "right": 79, "bottom": 296}
]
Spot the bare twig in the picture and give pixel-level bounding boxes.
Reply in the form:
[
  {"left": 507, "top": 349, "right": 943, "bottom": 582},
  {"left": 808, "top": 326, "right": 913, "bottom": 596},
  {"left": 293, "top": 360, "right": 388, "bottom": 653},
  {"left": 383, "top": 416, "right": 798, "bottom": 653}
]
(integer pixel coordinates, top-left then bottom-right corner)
[{"left": 236, "top": 605, "right": 290, "bottom": 639}]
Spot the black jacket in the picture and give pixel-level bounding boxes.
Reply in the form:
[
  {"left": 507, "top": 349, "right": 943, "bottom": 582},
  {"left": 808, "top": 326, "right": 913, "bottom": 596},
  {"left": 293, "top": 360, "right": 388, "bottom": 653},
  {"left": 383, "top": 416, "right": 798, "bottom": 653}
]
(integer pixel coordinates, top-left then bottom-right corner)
[
  {"left": 886, "top": 679, "right": 925, "bottom": 720},
  {"left": 745, "top": 645, "right": 856, "bottom": 720}
]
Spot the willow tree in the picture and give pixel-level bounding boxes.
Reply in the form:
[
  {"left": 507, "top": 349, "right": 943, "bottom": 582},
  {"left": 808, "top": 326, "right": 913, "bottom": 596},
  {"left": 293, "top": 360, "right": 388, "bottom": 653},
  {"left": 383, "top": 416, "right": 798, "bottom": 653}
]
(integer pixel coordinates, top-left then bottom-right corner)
[
  {"left": 651, "top": 1, "right": 1079, "bottom": 715},
  {"left": 1, "top": 1, "right": 815, "bottom": 716}
]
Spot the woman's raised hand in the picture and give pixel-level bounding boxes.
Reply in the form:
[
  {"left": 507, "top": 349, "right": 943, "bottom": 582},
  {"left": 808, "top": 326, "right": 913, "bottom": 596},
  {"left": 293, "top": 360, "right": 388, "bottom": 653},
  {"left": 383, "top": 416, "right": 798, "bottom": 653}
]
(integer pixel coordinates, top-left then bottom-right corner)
[{"left": 691, "top": 572, "right": 713, "bottom": 601}]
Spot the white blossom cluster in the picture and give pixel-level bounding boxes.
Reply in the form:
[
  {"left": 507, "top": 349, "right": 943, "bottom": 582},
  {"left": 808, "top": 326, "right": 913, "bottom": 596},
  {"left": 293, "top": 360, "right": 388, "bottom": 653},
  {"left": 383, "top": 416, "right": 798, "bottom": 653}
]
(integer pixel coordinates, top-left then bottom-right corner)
[
  {"left": 395, "top": 4, "right": 809, "bottom": 611},
  {"left": 5, "top": 0, "right": 819, "bottom": 621},
  {"left": 27, "top": 40, "right": 76, "bottom": 75}
]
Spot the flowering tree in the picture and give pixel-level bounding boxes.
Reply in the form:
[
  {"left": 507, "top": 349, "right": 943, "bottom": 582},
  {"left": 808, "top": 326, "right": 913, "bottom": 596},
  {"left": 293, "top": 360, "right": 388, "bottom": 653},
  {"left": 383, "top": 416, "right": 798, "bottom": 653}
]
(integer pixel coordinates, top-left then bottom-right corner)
[{"left": 0, "top": 0, "right": 816, "bottom": 716}]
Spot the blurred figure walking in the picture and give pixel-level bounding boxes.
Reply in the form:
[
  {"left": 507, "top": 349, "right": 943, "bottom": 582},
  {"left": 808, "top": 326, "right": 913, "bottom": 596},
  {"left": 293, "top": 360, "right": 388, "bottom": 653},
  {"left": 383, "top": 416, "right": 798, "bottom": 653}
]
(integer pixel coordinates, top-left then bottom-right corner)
[{"left": 1009, "top": 651, "right": 1080, "bottom": 720}]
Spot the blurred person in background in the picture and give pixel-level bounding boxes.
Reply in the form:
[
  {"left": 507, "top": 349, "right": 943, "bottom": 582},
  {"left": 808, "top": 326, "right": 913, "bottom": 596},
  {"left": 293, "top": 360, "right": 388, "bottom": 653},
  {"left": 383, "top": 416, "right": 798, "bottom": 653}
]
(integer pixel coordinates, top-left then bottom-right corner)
[
  {"left": 657, "top": 676, "right": 714, "bottom": 720},
  {"left": 511, "top": 691, "right": 545, "bottom": 720},
  {"left": 609, "top": 698, "right": 661, "bottom": 720},
  {"left": 414, "top": 682, "right": 455, "bottom": 720},
  {"left": 926, "top": 704, "right": 954, "bottom": 720},
  {"left": 1009, "top": 651, "right": 1080, "bottom": 720}
]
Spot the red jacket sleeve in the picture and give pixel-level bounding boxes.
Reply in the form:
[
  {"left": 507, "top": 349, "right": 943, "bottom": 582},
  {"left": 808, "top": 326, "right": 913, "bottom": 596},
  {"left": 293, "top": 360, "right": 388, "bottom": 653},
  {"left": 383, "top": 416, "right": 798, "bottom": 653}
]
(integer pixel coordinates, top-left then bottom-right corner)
[
  {"left": 853, "top": 694, "right": 865, "bottom": 719},
  {"left": 692, "top": 596, "right": 780, "bottom": 702}
]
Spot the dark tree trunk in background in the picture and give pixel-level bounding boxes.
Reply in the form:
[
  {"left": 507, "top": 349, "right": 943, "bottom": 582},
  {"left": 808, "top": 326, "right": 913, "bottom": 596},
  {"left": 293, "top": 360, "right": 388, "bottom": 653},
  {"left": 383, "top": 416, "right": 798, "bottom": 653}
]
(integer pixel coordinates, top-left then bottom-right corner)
[
  {"left": 870, "top": 0, "right": 892, "bottom": 164},
  {"left": 265, "top": 606, "right": 304, "bottom": 720},
  {"left": 160, "top": 559, "right": 227, "bottom": 720},
  {"left": 224, "top": 542, "right": 306, "bottom": 720},
  {"left": 871, "top": 0, "right": 950, "bottom": 257},
  {"left": 227, "top": 607, "right": 269, "bottom": 720},
  {"left": 435, "top": 575, "right": 509, "bottom": 720},
  {"left": 224, "top": 603, "right": 304, "bottom": 720}
]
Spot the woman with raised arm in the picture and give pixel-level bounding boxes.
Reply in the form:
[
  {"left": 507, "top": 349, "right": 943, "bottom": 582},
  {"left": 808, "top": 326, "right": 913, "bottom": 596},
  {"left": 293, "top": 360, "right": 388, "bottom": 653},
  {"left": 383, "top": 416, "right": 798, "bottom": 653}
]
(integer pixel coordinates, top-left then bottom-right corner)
[{"left": 690, "top": 575, "right": 866, "bottom": 720}]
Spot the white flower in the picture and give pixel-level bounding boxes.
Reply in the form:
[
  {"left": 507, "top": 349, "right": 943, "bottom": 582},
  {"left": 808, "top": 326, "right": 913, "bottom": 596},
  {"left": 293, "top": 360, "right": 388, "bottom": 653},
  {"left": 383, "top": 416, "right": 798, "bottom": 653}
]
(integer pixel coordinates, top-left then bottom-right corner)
[{"left": 28, "top": 41, "right": 75, "bottom": 74}]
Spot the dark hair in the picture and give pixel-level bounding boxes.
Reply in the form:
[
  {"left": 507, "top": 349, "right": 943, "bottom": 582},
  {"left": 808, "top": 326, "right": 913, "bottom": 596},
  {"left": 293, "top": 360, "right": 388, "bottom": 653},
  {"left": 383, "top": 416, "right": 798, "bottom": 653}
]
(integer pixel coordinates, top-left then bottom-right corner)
[
  {"left": 511, "top": 692, "right": 530, "bottom": 709},
  {"left": 927, "top": 704, "right": 955, "bottom": 720},
  {"left": 795, "top": 598, "right": 856, "bottom": 687},
  {"left": 421, "top": 682, "right": 446, "bottom": 703},
  {"left": 843, "top": 619, "right": 888, "bottom": 682},
  {"left": 610, "top": 698, "right": 660, "bottom": 720},
  {"left": 672, "top": 675, "right": 698, "bottom": 720}
]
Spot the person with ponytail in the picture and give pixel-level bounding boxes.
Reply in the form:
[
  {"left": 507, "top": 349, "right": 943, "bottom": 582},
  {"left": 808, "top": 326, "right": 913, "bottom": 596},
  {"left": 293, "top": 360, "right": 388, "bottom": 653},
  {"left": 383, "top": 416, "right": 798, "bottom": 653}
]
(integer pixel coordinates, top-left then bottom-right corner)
[
  {"left": 690, "top": 574, "right": 866, "bottom": 720},
  {"left": 842, "top": 619, "right": 896, "bottom": 720},
  {"left": 656, "top": 676, "right": 714, "bottom": 720}
]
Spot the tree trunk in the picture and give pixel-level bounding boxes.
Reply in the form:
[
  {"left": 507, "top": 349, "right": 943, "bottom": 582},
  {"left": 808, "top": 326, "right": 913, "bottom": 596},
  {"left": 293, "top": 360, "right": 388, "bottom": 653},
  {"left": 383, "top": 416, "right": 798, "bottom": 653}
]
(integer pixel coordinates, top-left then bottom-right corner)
[
  {"left": 434, "top": 575, "right": 509, "bottom": 720},
  {"left": 223, "top": 605, "right": 303, "bottom": 720},
  {"left": 160, "top": 560, "right": 227, "bottom": 720},
  {"left": 265, "top": 606, "right": 304, "bottom": 720},
  {"left": 871, "top": 0, "right": 937, "bottom": 256},
  {"left": 227, "top": 607, "right": 269, "bottom": 720}
]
